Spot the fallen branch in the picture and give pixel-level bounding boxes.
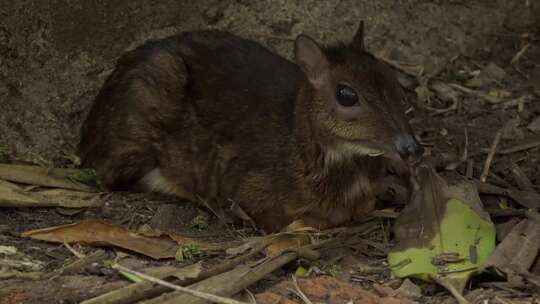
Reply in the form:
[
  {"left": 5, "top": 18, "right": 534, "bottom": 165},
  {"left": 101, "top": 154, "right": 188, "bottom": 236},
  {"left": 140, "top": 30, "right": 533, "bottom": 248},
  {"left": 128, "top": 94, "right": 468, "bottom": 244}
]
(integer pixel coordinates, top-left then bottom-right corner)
[
  {"left": 113, "top": 264, "right": 249, "bottom": 304},
  {"left": 145, "top": 252, "right": 299, "bottom": 304},
  {"left": 82, "top": 237, "right": 269, "bottom": 304},
  {"left": 145, "top": 238, "right": 337, "bottom": 304}
]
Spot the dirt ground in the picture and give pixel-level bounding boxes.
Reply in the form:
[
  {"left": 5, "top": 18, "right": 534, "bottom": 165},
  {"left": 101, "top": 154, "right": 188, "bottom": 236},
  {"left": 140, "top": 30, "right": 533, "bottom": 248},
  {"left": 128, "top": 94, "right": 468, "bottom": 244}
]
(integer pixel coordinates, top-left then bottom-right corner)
[{"left": 1, "top": 1, "right": 540, "bottom": 303}]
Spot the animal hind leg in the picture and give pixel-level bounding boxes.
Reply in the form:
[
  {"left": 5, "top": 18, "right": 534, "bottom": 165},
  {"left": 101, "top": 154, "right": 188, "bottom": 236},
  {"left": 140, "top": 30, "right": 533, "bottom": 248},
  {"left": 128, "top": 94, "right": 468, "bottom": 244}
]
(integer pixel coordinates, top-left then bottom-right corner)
[{"left": 79, "top": 45, "right": 190, "bottom": 190}]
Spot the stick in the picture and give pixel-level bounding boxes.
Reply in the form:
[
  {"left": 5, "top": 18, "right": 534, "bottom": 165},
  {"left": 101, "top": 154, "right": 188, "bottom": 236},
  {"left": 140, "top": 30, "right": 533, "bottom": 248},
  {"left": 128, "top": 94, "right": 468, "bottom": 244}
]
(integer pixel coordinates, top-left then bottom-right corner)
[
  {"left": 113, "top": 264, "right": 249, "bottom": 304},
  {"left": 82, "top": 238, "right": 269, "bottom": 304},
  {"left": 146, "top": 252, "right": 299, "bottom": 304},
  {"left": 448, "top": 83, "right": 503, "bottom": 104},
  {"left": 511, "top": 43, "right": 530, "bottom": 65},
  {"left": 146, "top": 239, "right": 335, "bottom": 304},
  {"left": 63, "top": 242, "right": 86, "bottom": 259},
  {"left": 430, "top": 274, "right": 471, "bottom": 304},
  {"left": 480, "top": 129, "right": 502, "bottom": 182},
  {"left": 52, "top": 249, "right": 109, "bottom": 278},
  {"left": 469, "top": 139, "right": 540, "bottom": 158},
  {"left": 289, "top": 275, "right": 314, "bottom": 304},
  {"left": 497, "top": 139, "right": 540, "bottom": 155}
]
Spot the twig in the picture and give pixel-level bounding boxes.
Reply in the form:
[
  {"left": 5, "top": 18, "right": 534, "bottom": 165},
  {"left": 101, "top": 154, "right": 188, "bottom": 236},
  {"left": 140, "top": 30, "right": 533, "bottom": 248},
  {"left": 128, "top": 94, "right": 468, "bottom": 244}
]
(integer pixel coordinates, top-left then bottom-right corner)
[
  {"left": 82, "top": 237, "right": 269, "bottom": 304},
  {"left": 113, "top": 264, "right": 249, "bottom": 304},
  {"left": 430, "top": 274, "right": 470, "bottom": 304},
  {"left": 52, "top": 249, "right": 109, "bottom": 278},
  {"left": 511, "top": 43, "right": 530, "bottom": 65},
  {"left": 469, "top": 138, "right": 540, "bottom": 158},
  {"left": 244, "top": 289, "right": 257, "bottom": 304},
  {"left": 448, "top": 83, "right": 517, "bottom": 104},
  {"left": 496, "top": 139, "right": 540, "bottom": 155},
  {"left": 462, "top": 128, "right": 469, "bottom": 161},
  {"left": 494, "top": 295, "right": 516, "bottom": 304},
  {"left": 63, "top": 242, "right": 86, "bottom": 259},
  {"left": 290, "top": 275, "right": 314, "bottom": 304},
  {"left": 146, "top": 252, "right": 299, "bottom": 304},
  {"left": 480, "top": 129, "right": 502, "bottom": 182}
]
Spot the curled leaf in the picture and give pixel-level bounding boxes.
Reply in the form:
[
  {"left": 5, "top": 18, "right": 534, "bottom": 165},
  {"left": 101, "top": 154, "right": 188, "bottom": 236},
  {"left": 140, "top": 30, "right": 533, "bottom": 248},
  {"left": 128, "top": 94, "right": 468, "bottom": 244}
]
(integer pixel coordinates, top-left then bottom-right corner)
[{"left": 388, "top": 165, "right": 496, "bottom": 294}]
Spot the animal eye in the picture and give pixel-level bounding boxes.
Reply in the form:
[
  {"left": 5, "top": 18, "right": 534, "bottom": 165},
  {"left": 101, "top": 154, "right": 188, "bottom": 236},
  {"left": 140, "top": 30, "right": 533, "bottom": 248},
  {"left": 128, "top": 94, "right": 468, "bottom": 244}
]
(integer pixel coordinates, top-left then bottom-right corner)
[{"left": 336, "top": 84, "right": 358, "bottom": 107}]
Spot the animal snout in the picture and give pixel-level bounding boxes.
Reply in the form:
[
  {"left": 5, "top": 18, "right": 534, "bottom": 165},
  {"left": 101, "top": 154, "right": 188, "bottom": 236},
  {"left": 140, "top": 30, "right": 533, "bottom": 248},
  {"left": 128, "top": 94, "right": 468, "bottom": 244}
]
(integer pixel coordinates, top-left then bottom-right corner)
[{"left": 394, "top": 134, "right": 424, "bottom": 161}]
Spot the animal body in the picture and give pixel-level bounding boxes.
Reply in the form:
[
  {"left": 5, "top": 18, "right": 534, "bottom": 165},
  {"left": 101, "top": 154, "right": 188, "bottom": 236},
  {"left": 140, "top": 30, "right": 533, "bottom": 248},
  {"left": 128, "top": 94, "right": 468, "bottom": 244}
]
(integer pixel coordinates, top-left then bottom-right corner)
[{"left": 79, "top": 23, "right": 423, "bottom": 232}]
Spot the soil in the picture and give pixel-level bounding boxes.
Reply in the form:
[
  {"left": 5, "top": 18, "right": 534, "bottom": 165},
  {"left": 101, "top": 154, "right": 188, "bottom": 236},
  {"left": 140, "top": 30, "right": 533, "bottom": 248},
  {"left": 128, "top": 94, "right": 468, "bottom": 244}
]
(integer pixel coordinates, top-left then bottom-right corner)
[{"left": 1, "top": 1, "right": 540, "bottom": 303}]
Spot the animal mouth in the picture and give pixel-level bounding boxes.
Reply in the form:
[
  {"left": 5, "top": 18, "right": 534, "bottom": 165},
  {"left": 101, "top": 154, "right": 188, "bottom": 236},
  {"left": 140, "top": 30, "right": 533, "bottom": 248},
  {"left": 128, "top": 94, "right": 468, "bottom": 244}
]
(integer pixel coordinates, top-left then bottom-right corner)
[{"left": 350, "top": 140, "right": 396, "bottom": 159}]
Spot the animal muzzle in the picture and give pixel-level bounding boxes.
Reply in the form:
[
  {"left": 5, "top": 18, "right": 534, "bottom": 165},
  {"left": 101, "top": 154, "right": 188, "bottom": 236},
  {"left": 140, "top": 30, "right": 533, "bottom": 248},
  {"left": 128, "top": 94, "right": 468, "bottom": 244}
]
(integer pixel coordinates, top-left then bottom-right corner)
[{"left": 394, "top": 134, "right": 424, "bottom": 162}]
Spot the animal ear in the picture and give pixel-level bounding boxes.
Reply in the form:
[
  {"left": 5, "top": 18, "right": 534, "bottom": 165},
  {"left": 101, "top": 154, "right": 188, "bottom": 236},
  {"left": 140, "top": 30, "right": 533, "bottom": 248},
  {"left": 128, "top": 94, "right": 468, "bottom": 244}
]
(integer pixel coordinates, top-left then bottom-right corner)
[
  {"left": 351, "top": 21, "right": 365, "bottom": 50},
  {"left": 294, "top": 34, "right": 329, "bottom": 88}
]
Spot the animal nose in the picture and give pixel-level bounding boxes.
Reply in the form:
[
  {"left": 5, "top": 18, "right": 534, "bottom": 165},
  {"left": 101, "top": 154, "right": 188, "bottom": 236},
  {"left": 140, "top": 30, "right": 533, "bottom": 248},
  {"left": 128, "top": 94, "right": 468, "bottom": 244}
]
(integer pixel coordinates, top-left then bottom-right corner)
[{"left": 395, "top": 134, "right": 424, "bottom": 161}]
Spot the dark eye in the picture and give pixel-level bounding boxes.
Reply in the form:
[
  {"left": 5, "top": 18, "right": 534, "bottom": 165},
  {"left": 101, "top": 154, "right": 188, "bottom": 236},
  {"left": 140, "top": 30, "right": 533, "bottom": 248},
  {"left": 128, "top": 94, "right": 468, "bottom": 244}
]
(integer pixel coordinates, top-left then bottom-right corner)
[{"left": 336, "top": 84, "right": 358, "bottom": 107}]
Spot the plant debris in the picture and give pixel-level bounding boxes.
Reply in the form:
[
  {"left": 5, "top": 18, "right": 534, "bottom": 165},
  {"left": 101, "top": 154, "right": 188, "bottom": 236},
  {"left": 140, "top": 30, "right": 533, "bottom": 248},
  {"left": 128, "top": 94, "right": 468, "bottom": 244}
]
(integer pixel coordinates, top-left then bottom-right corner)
[
  {"left": 21, "top": 220, "right": 188, "bottom": 259},
  {"left": 388, "top": 164, "right": 496, "bottom": 295}
]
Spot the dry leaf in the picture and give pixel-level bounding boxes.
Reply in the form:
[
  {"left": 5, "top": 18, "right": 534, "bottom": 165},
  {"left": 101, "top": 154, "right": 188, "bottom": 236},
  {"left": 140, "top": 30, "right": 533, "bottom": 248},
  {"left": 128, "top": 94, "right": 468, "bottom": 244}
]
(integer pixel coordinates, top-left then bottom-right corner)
[
  {"left": 22, "top": 220, "right": 182, "bottom": 259},
  {"left": 0, "top": 164, "right": 97, "bottom": 192},
  {"left": 0, "top": 180, "right": 102, "bottom": 208},
  {"left": 265, "top": 220, "right": 314, "bottom": 257},
  {"left": 482, "top": 218, "right": 540, "bottom": 277}
]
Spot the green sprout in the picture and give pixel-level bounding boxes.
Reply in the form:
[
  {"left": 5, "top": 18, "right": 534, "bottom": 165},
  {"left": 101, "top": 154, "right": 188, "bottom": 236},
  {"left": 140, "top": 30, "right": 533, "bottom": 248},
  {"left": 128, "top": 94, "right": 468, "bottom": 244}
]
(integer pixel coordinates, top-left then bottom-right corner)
[
  {"left": 326, "top": 264, "right": 342, "bottom": 277},
  {"left": 175, "top": 243, "right": 202, "bottom": 262},
  {"left": 190, "top": 214, "right": 209, "bottom": 231},
  {"left": 69, "top": 169, "right": 105, "bottom": 191}
]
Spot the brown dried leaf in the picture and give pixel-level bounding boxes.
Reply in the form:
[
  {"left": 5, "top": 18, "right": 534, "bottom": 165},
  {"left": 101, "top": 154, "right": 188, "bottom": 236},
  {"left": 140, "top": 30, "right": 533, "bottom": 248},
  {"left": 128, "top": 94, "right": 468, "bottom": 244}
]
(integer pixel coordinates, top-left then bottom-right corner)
[
  {"left": 0, "top": 179, "right": 42, "bottom": 207},
  {"left": 0, "top": 164, "right": 97, "bottom": 192},
  {"left": 265, "top": 220, "right": 314, "bottom": 257},
  {"left": 482, "top": 219, "right": 540, "bottom": 276},
  {"left": 22, "top": 220, "right": 181, "bottom": 259},
  {"left": 0, "top": 180, "right": 102, "bottom": 208}
]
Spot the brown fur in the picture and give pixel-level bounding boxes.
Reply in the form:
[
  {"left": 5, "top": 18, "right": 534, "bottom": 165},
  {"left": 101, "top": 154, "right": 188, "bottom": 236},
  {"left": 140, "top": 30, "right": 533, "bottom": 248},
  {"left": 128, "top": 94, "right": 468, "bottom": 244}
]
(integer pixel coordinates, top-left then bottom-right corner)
[{"left": 79, "top": 28, "right": 420, "bottom": 233}]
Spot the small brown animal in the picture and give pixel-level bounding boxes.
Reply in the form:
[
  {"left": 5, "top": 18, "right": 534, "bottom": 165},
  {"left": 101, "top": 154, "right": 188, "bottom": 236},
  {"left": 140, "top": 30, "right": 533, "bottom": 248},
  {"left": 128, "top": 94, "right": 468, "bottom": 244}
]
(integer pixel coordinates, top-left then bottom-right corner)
[{"left": 79, "top": 22, "right": 423, "bottom": 233}]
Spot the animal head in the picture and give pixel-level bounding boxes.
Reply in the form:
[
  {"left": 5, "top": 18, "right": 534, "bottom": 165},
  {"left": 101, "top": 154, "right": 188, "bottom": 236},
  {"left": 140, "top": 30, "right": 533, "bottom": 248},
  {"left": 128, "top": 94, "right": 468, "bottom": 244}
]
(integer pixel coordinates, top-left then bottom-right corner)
[{"left": 294, "top": 21, "right": 423, "bottom": 164}]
